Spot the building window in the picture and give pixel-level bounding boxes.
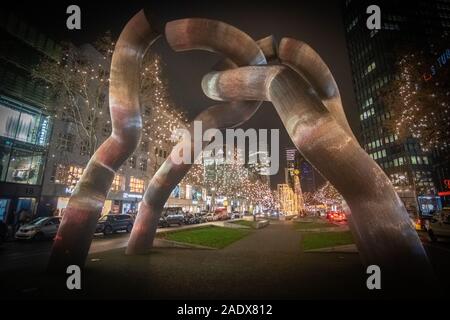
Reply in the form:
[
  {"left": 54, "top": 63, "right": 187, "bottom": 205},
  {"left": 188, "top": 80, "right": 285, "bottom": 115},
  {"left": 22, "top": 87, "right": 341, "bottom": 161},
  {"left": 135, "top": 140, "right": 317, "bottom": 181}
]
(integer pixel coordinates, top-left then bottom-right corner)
[
  {"left": 129, "top": 176, "right": 144, "bottom": 193},
  {"left": 102, "top": 122, "right": 111, "bottom": 137},
  {"left": 57, "top": 133, "right": 74, "bottom": 152},
  {"left": 139, "top": 158, "right": 147, "bottom": 172},
  {"left": 111, "top": 174, "right": 125, "bottom": 192},
  {"left": 0, "top": 101, "right": 51, "bottom": 146},
  {"left": 0, "top": 144, "right": 45, "bottom": 185},
  {"left": 80, "top": 140, "right": 89, "bottom": 156},
  {"left": 128, "top": 156, "right": 136, "bottom": 169},
  {"left": 54, "top": 164, "right": 84, "bottom": 187},
  {"left": 140, "top": 141, "right": 148, "bottom": 152}
]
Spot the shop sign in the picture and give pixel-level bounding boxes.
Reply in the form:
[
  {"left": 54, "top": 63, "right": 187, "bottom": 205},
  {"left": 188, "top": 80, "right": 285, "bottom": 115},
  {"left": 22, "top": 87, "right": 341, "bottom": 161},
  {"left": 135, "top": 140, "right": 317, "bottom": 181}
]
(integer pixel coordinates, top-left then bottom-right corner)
[{"left": 123, "top": 193, "right": 143, "bottom": 199}]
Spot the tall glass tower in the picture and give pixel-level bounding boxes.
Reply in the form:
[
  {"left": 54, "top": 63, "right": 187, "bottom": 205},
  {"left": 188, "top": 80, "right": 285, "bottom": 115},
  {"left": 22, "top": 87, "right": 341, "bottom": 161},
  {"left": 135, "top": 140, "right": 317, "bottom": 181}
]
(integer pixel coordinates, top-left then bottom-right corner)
[{"left": 342, "top": 0, "right": 450, "bottom": 214}]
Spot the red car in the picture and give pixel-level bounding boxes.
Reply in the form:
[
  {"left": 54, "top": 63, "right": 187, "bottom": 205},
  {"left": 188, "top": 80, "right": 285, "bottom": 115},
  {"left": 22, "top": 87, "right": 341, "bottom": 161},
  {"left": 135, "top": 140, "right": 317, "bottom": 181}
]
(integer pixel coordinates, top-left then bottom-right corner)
[{"left": 326, "top": 211, "right": 346, "bottom": 222}]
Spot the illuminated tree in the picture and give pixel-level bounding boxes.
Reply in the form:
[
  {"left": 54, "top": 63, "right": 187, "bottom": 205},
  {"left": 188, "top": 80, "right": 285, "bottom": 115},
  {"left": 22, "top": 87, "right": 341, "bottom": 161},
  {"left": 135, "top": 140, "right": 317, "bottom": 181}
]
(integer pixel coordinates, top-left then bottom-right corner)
[
  {"left": 32, "top": 32, "right": 186, "bottom": 158},
  {"left": 383, "top": 36, "right": 450, "bottom": 151},
  {"left": 181, "top": 149, "right": 278, "bottom": 210},
  {"left": 312, "top": 181, "right": 343, "bottom": 207}
]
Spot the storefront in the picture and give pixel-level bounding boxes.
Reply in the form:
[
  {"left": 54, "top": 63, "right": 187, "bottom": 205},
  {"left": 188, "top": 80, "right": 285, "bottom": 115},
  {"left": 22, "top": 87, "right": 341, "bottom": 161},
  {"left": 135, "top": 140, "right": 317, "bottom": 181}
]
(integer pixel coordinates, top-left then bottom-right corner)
[
  {"left": 0, "top": 182, "right": 41, "bottom": 220},
  {"left": 120, "top": 192, "right": 143, "bottom": 214},
  {"left": 166, "top": 184, "right": 206, "bottom": 213},
  {"left": 0, "top": 95, "right": 51, "bottom": 222}
]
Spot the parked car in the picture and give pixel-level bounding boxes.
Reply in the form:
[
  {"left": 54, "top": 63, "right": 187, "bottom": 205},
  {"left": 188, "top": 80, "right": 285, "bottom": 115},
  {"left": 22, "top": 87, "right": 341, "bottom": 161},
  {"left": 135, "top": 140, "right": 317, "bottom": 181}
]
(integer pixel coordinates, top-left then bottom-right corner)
[
  {"left": 326, "top": 211, "right": 346, "bottom": 222},
  {"left": 214, "top": 208, "right": 229, "bottom": 221},
  {"left": 197, "top": 212, "right": 208, "bottom": 223},
  {"left": 425, "top": 208, "right": 450, "bottom": 242},
  {"left": 96, "top": 214, "right": 134, "bottom": 235},
  {"left": 15, "top": 217, "right": 61, "bottom": 241},
  {"left": 205, "top": 212, "right": 219, "bottom": 222},
  {"left": 183, "top": 213, "right": 198, "bottom": 225},
  {"left": 159, "top": 208, "right": 185, "bottom": 227},
  {"left": 231, "top": 211, "right": 241, "bottom": 219}
]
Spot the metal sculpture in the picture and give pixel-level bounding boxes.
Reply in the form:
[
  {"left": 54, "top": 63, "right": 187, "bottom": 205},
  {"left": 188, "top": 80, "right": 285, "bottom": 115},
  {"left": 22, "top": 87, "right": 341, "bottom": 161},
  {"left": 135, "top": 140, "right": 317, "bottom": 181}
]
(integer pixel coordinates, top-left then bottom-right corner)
[
  {"left": 48, "top": 10, "right": 434, "bottom": 288},
  {"left": 201, "top": 62, "right": 434, "bottom": 286},
  {"left": 126, "top": 18, "right": 268, "bottom": 254},
  {"left": 48, "top": 10, "right": 158, "bottom": 271}
]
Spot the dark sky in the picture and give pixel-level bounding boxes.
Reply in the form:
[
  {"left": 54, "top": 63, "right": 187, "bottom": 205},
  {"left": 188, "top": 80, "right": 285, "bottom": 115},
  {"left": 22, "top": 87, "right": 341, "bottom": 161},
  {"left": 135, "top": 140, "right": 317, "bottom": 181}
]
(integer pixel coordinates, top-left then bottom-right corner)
[{"left": 2, "top": 0, "right": 358, "bottom": 187}]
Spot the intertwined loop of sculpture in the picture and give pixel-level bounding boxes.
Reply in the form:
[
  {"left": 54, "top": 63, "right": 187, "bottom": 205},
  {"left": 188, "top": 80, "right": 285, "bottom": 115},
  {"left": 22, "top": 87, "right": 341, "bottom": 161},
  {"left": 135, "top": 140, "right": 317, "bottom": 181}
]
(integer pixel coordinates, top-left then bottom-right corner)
[{"left": 48, "top": 10, "right": 434, "bottom": 290}]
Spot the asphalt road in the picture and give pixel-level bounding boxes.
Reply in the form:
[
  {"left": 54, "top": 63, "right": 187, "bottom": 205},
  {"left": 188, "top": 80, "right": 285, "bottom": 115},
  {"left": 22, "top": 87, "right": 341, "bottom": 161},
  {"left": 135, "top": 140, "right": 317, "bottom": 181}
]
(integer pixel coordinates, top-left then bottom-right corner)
[
  {"left": 0, "top": 232, "right": 129, "bottom": 272},
  {"left": 0, "top": 221, "right": 227, "bottom": 272}
]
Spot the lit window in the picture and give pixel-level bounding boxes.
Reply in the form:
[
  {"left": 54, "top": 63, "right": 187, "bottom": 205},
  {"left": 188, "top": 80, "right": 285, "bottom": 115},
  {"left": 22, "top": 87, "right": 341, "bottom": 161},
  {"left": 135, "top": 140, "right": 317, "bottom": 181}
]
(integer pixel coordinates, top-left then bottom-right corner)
[
  {"left": 111, "top": 174, "right": 125, "bottom": 192},
  {"left": 54, "top": 165, "right": 84, "bottom": 187},
  {"left": 129, "top": 176, "right": 144, "bottom": 193}
]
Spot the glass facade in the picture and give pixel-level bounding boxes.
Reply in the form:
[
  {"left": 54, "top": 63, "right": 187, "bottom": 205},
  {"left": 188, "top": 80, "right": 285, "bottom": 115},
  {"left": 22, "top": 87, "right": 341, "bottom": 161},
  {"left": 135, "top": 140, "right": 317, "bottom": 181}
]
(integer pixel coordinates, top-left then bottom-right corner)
[
  {"left": 342, "top": 0, "right": 450, "bottom": 206},
  {"left": 0, "top": 97, "right": 51, "bottom": 186}
]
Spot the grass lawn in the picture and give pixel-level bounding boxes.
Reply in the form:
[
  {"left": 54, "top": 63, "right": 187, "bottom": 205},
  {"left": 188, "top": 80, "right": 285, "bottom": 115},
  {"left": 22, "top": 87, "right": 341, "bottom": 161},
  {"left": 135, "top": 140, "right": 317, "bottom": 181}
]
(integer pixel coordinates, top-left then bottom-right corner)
[
  {"left": 229, "top": 220, "right": 257, "bottom": 228},
  {"left": 294, "top": 221, "right": 336, "bottom": 229},
  {"left": 302, "top": 231, "right": 354, "bottom": 251},
  {"left": 160, "top": 226, "right": 251, "bottom": 249}
]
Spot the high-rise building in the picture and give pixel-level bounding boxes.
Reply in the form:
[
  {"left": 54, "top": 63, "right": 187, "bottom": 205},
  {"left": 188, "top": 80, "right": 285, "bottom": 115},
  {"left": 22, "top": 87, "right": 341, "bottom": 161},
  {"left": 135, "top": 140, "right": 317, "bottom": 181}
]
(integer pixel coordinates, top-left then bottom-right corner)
[
  {"left": 0, "top": 12, "right": 57, "bottom": 221},
  {"left": 300, "top": 161, "right": 319, "bottom": 194},
  {"left": 342, "top": 0, "right": 450, "bottom": 213}
]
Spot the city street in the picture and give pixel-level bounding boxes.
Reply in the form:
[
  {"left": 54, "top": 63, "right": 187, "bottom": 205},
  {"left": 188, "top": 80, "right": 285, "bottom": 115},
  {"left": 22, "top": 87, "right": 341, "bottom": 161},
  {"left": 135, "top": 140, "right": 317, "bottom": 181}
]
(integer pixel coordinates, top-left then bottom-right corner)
[
  {"left": 1, "top": 220, "right": 450, "bottom": 299},
  {"left": 0, "top": 221, "right": 226, "bottom": 272}
]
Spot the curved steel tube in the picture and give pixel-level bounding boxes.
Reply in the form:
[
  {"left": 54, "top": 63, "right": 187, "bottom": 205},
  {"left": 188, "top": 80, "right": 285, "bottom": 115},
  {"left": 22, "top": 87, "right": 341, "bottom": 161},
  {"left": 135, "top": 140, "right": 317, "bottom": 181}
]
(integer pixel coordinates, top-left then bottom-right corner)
[
  {"left": 47, "top": 10, "right": 159, "bottom": 271},
  {"left": 201, "top": 65, "right": 434, "bottom": 287},
  {"left": 278, "top": 38, "right": 356, "bottom": 140},
  {"left": 125, "top": 19, "right": 267, "bottom": 254}
]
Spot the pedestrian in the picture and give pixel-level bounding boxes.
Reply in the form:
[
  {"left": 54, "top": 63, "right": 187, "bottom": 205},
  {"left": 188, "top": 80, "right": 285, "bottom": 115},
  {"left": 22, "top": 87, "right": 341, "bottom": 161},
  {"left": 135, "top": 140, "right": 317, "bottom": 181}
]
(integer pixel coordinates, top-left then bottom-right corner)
[{"left": 5, "top": 209, "right": 15, "bottom": 239}]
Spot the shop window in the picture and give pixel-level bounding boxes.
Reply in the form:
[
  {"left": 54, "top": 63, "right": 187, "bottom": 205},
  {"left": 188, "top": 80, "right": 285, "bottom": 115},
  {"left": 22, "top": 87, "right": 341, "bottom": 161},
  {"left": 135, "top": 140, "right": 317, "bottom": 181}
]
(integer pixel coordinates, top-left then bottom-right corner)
[
  {"left": 57, "top": 133, "right": 74, "bottom": 152},
  {"left": 129, "top": 176, "right": 144, "bottom": 193},
  {"left": 111, "top": 174, "right": 125, "bottom": 192},
  {"left": 5, "top": 148, "right": 44, "bottom": 185}
]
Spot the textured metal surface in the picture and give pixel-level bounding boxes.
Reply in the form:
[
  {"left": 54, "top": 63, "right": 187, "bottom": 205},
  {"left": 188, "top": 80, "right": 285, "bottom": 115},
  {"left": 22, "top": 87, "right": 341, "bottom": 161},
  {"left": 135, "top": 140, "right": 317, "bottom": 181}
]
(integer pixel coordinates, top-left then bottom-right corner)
[
  {"left": 125, "top": 19, "right": 267, "bottom": 254},
  {"left": 201, "top": 64, "right": 434, "bottom": 285},
  {"left": 47, "top": 10, "right": 159, "bottom": 271}
]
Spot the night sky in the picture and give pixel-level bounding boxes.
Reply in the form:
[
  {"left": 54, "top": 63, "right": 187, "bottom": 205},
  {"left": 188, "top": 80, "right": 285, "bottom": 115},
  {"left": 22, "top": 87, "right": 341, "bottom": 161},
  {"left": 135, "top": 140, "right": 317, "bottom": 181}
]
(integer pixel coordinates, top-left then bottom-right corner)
[{"left": 2, "top": 0, "right": 358, "bottom": 187}]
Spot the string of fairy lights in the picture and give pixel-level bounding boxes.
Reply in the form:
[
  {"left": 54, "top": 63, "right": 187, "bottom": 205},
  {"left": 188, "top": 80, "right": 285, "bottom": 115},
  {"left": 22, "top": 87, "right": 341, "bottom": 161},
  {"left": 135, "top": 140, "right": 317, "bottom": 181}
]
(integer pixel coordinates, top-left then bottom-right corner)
[
  {"left": 181, "top": 151, "right": 278, "bottom": 210},
  {"left": 34, "top": 36, "right": 187, "bottom": 159},
  {"left": 303, "top": 181, "right": 342, "bottom": 207},
  {"left": 393, "top": 53, "right": 449, "bottom": 151},
  {"left": 140, "top": 55, "right": 188, "bottom": 150}
]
